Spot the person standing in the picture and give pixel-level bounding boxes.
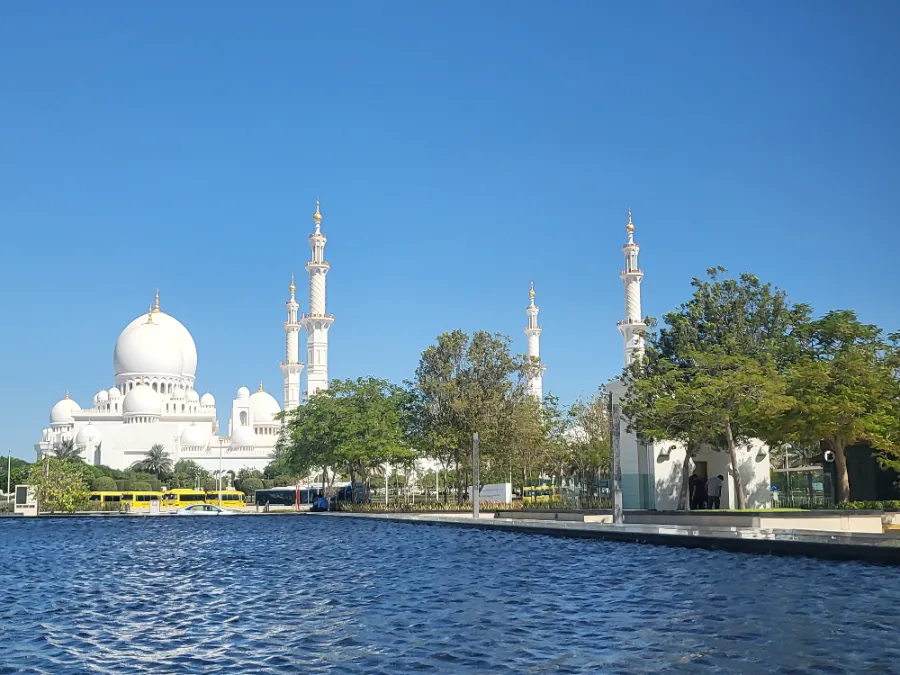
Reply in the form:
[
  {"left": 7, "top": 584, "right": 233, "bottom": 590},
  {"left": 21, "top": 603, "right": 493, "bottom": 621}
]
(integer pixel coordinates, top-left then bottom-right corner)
[{"left": 706, "top": 474, "right": 724, "bottom": 509}]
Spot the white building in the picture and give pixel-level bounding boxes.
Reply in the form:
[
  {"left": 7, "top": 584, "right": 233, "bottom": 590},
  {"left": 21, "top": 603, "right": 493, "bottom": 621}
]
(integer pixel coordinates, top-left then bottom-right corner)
[
  {"left": 34, "top": 201, "right": 334, "bottom": 475},
  {"left": 607, "top": 211, "right": 772, "bottom": 510}
]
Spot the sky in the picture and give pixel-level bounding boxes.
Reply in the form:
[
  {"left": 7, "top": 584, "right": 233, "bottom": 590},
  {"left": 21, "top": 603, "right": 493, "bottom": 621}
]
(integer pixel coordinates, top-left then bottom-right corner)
[{"left": 1, "top": 1, "right": 898, "bottom": 460}]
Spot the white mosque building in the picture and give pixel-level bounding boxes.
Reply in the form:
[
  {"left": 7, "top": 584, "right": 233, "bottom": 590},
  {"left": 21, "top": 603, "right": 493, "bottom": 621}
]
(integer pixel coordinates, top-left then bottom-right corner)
[{"left": 34, "top": 201, "right": 334, "bottom": 475}]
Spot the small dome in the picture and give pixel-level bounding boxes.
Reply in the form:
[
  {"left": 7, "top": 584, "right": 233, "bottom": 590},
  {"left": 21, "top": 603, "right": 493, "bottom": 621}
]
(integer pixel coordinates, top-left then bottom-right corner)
[
  {"left": 75, "top": 423, "right": 102, "bottom": 448},
  {"left": 250, "top": 390, "right": 282, "bottom": 425},
  {"left": 180, "top": 424, "right": 207, "bottom": 448},
  {"left": 108, "top": 386, "right": 122, "bottom": 398},
  {"left": 123, "top": 383, "right": 161, "bottom": 416},
  {"left": 200, "top": 392, "right": 216, "bottom": 407},
  {"left": 96, "top": 389, "right": 109, "bottom": 403},
  {"left": 230, "top": 425, "right": 255, "bottom": 448},
  {"left": 171, "top": 387, "right": 185, "bottom": 400},
  {"left": 186, "top": 390, "right": 200, "bottom": 403},
  {"left": 237, "top": 386, "right": 250, "bottom": 399},
  {"left": 50, "top": 395, "right": 80, "bottom": 425}
]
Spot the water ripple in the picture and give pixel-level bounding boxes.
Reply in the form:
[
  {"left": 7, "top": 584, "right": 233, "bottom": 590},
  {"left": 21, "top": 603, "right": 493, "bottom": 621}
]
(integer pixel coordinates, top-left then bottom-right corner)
[{"left": 1, "top": 516, "right": 899, "bottom": 674}]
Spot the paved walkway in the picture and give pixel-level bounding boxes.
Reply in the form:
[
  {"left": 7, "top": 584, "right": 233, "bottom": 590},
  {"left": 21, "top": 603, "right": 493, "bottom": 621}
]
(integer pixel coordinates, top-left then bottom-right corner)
[{"left": 314, "top": 511, "right": 900, "bottom": 565}]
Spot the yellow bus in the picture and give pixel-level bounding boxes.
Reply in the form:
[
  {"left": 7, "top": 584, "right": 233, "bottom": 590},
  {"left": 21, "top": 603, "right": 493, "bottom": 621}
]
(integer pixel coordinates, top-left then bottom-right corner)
[
  {"left": 205, "top": 490, "right": 246, "bottom": 508},
  {"left": 522, "top": 485, "right": 561, "bottom": 504},
  {"left": 161, "top": 488, "right": 207, "bottom": 509},
  {"left": 121, "top": 491, "right": 163, "bottom": 510},
  {"left": 88, "top": 491, "right": 123, "bottom": 506}
]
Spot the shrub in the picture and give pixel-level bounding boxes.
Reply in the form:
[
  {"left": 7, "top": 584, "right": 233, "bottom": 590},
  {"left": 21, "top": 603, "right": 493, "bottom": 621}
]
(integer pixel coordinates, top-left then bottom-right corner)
[
  {"left": 130, "top": 482, "right": 153, "bottom": 491},
  {"left": 837, "top": 501, "right": 900, "bottom": 511},
  {"left": 92, "top": 477, "right": 119, "bottom": 492}
]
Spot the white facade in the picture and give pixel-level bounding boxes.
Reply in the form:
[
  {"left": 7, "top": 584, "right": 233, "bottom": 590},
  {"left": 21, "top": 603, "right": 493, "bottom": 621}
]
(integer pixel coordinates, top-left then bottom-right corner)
[
  {"left": 524, "top": 282, "right": 545, "bottom": 400},
  {"left": 301, "top": 199, "right": 334, "bottom": 399},
  {"left": 609, "top": 211, "right": 772, "bottom": 509}
]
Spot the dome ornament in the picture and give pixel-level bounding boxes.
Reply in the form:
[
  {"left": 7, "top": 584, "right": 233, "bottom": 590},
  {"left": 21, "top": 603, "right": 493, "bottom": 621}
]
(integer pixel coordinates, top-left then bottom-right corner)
[
  {"left": 529, "top": 281, "right": 535, "bottom": 300},
  {"left": 259, "top": 380, "right": 264, "bottom": 392},
  {"left": 313, "top": 198, "right": 322, "bottom": 231},
  {"left": 289, "top": 273, "right": 296, "bottom": 295},
  {"left": 626, "top": 208, "right": 635, "bottom": 234},
  {"left": 147, "top": 305, "right": 154, "bottom": 324},
  {"left": 153, "top": 289, "right": 160, "bottom": 313}
]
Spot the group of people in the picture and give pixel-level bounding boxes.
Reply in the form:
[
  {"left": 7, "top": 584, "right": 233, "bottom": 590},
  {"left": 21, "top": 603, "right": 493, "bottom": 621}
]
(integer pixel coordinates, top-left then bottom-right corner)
[{"left": 689, "top": 473, "right": 725, "bottom": 510}]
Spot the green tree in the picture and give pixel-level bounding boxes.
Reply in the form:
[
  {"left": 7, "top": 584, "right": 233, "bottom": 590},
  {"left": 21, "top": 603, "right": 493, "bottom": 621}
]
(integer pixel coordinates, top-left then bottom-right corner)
[
  {"left": 567, "top": 388, "right": 611, "bottom": 500},
  {"left": 28, "top": 458, "right": 89, "bottom": 512},
  {"left": 782, "top": 310, "right": 900, "bottom": 502},
  {"left": 2, "top": 457, "right": 32, "bottom": 494},
  {"left": 413, "top": 330, "right": 536, "bottom": 503},
  {"left": 623, "top": 268, "right": 806, "bottom": 509},
  {"left": 52, "top": 439, "right": 83, "bottom": 462},
  {"left": 132, "top": 443, "right": 173, "bottom": 479},
  {"left": 92, "top": 476, "right": 119, "bottom": 491},
  {"left": 280, "top": 377, "right": 415, "bottom": 496},
  {"left": 170, "top": 459, "right": 209, "bottom": 488}
]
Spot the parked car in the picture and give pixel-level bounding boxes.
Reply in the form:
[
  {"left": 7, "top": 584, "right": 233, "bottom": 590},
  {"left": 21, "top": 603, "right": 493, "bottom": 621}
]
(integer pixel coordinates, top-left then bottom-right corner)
[{"left": 176, "top": 504, "right": 235, "bottom": 516}]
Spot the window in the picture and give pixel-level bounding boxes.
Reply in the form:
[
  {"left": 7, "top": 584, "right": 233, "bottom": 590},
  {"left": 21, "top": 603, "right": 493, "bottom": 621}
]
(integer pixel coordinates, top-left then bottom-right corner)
[
  {"left": 152, "top": 382, "right": 158, "bottom": 392},
  {"left": 240, "top": 411, "right": 248, "bottom": 426}
]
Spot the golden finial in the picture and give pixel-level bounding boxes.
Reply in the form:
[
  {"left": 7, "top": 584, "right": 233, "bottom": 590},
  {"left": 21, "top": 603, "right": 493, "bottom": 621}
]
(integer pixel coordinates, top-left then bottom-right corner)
[
  {"left": 147, "top": 305, "right": 154, "bottom": 323},
  {"left": 153, "top": 289, "right": 160, "bottom": 312},
  {"left": 529, "top": 281, "right": 535, "bottom": 299},
  {"left": 259, "top": 380, "right": 264, "bottom": 392},
  {"left": 626, "top": 209, "right": 634, "bottom": 234},
  {"left": 313, "top": 198, "right": 322, "bottom": 224},
  {"left": 65, "top": 391, "right": 70, "bottom": 400},
  {"left": 289, "top": 273, "right": 295, "bottom": 295}
]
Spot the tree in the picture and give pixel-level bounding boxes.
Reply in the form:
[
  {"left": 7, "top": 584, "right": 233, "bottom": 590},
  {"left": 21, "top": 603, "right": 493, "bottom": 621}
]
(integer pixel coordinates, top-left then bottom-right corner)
[
  {"left": 567, "top": 388, "right": 611, "bottom": 500},
  {"left": 132, "top": 443, "right": 173, "bottom": 479},
  {"left": 168, "top": 459, "right": 209, "bottom": 488},
  {"left": 623, "top": 268, "right": 806, "bottom": 509},
  {"left": 279, "top": 377, "right": 415, "bottom": 497},
  {"left": 1, "top": 457, "right": 32, "bottom": 494},
  {"left": 782, "top": 311, "right": 900, "bottom": 502},
  {"left": 412, "top": 330, "right": 536, "bottom": 503},
  {"left": 27, "top": 458, "right": 89, "bottom": 513},
  {"left": 52, "top": 439, "right": 83, "bottom": 462},
  {"left": 92, "top": 476, "right": 119, "bottom": 491}
]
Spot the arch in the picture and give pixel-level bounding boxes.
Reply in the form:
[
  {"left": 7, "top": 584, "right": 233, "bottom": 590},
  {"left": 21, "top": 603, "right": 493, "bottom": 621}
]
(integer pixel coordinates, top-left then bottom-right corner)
[
  {"left": 152, "top": 382, "right": 158, "bottom": 392},
  {"left": 239, "top": 411, "right": 248, "bottom": 426}
]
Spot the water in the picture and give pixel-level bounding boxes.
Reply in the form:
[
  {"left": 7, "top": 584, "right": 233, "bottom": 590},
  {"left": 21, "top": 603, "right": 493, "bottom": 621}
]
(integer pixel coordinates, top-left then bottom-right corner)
[{"left": 1, "top": 516, "right": 898, "bottom": 674}]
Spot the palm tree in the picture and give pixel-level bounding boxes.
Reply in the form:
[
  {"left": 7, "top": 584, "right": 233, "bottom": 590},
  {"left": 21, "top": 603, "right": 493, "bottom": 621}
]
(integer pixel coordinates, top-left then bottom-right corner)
[
  {"left": 132, "top": 443, "right": 173, "bottom": 479},
  {"left": 53, "top": 439, "right": 83, "bottom": 462}
]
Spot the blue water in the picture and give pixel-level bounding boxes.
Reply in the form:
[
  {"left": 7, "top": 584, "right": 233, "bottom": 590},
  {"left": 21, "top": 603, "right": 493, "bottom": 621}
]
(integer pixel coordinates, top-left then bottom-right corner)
[{"left": 1, "top": 516, "right": 899, "bottom": 674}]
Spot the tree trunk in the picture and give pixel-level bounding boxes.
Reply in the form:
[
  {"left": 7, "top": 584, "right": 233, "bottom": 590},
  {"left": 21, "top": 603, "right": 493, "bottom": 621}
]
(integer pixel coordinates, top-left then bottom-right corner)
[
  {"left": 678, "top": 443, "right": 695, "bottom": 511},
  {"left": 832, "top": 438, "right": 851, "bottom": 503},
  {"left": 724, "top": 420, "right": 747, "bottom": 509}
]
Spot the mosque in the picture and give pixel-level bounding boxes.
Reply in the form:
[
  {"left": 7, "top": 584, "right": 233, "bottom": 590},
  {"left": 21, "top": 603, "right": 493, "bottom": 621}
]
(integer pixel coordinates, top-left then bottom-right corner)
[{"left": 33, "top": 201, "right": 334, "bottom": 474}]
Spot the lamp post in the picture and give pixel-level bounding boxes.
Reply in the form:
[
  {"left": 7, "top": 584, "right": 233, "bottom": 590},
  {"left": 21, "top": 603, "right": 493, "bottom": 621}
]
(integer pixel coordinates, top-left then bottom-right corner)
[
  {"left": 472, "top": 432, "right": 480, "bottom": 519},
  {"left": 6, "top": 450, "right": 11, "bottom": 505}
]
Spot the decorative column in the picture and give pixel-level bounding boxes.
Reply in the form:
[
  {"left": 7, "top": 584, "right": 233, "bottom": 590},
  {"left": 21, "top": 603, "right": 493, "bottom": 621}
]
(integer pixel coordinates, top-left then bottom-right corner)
[
  {"left": 280, "top": 274, "right": 304, "bottom": 409},
  {"left": 300, "top": 199, "right": 334, "bottom": 399},
  {"left": 616, "top": 209, "right": 646, "bottom": 367},
  {"left": 524, "top": 282, "right": 545, "bottom": 399}
]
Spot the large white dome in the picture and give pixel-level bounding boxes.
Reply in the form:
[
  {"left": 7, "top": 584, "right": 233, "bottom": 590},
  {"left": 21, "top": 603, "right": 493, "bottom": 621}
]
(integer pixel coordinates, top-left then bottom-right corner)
[
  {"left": 114, "top": 319, "right": 184, "bottom": 380},
  {"left": 50, "top": 395, "right": 80, "bottom": 425},
  {"left": 250, "top": 389, "right": 281, "bottom": 424},
  {"left": 113, "top": 308, "right": 198, "bottom": 381},
  {"left": 230, "top": 425, "right": 255, "bottom": 448},
  {"left": 76, "top": 423, "right": 102, "bottom": 447},
  {"left": 180, "top": 424, "right": 207, "bottom": 448},
  {"left": 123, "top": 383, "right": 161, "bottom": 416},
  {"left": 200, "top": 392, "right": 216, "bottom": 407}
]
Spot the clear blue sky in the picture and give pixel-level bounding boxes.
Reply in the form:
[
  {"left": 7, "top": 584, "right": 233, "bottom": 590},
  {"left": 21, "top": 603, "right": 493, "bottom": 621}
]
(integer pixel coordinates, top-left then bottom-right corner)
[{"left": 2, "top": 1, "right": 898, "bottom": 460}]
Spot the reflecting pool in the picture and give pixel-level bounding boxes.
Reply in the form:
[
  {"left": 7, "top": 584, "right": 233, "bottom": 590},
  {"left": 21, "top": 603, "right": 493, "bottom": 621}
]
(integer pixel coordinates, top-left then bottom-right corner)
[{"left": 1, "top": 516, "right": 898, "bottom": 674}]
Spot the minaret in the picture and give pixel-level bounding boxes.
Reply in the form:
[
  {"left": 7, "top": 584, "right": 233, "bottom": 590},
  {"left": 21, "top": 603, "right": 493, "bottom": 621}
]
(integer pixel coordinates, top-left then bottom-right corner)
[
  {"left": 617, "top": 209, "right": 646, "bottom": 367},
  {"left": 300, "top": 199, "right": 334, "bottom": 398},
  {"left": 524, "top": 282, "right": 545, "bottom": 400},
  {"left": 280, "top": 274, "right": 304, "bottom": 409}
]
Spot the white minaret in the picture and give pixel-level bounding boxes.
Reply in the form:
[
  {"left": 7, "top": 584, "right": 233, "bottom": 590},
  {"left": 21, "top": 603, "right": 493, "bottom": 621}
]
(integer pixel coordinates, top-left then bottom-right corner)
[
  {"left": 301, "top": 199, "right": 334, "bottom": 398},
  {"left": 280, "top": 274, "right": 304, "bottom": 409},
  {"left": 524, "top": 281, "right": 545, "bottom": 399},
  {"left": 617, "top": 209, "right": 646, "bottom": 367}
]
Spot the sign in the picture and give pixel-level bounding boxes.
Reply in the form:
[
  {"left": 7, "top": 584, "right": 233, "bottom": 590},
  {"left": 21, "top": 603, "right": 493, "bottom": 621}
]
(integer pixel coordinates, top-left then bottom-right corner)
[
  {"left": 14, "top": 484, "right": 37, "bottom": 517},
  {"left": 468, "top": 482, "right": 512, "bottom": 505}
]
